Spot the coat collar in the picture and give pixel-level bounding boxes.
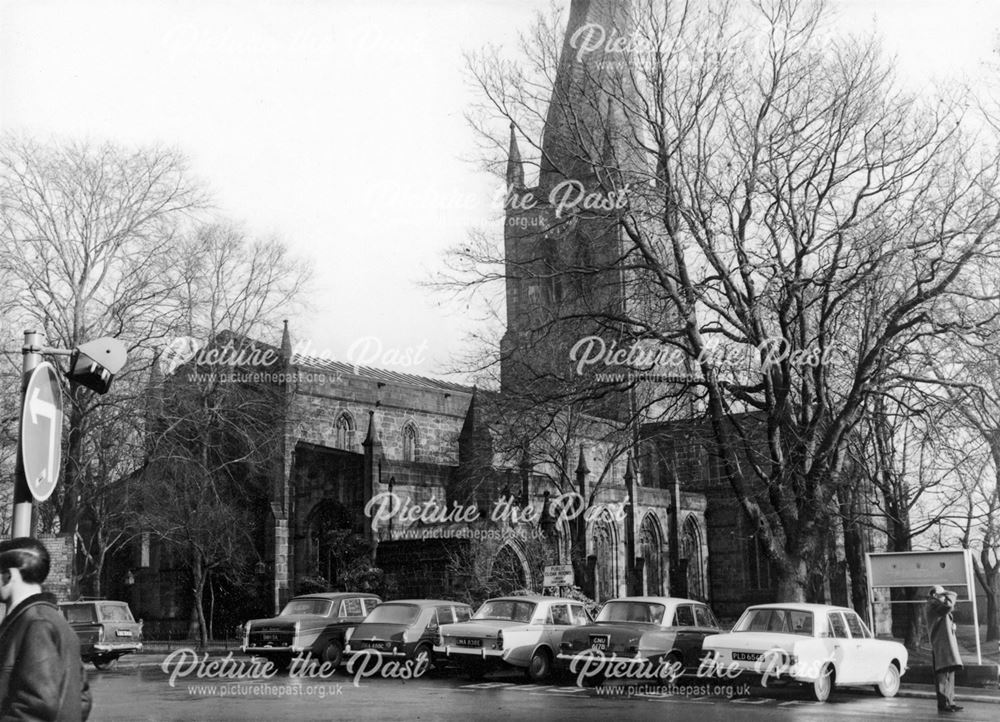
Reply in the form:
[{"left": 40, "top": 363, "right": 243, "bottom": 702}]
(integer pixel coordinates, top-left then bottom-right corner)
[{"left": 1, "top": 591, "right": 58, "bottom": 629}]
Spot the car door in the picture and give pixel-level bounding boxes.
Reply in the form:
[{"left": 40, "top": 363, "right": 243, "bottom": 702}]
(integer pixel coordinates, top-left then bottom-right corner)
[
  {"left": 825, "top": 611, "right": 857, "bottom": 684},
  {"left": 843, "top": 611, "right": 878, "bottom": 682}
]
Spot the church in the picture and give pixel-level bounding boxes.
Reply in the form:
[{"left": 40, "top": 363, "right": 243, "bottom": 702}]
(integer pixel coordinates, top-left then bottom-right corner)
[{"left": 122, "top": 0, "right": 861, "bottom": 636}]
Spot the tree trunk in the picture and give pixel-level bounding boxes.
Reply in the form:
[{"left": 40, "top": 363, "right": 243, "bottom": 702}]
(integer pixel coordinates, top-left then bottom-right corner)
[
  {"left": 189, "top": 554, "right": 209, "bottom": 647},
  {"left": 776, "top": 555, "right": 808, "bottom": 602},
  {"left": 986, "top": 567, "right": 1000, "bottom": 642}
]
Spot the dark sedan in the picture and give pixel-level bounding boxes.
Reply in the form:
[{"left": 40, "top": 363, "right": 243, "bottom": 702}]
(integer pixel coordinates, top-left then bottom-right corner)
[
  {"left": 556, "top": 596, "right": 722, "bottom": 684},
  {"left": 344, "top": 599, "right": 473, "bottom": 675}
]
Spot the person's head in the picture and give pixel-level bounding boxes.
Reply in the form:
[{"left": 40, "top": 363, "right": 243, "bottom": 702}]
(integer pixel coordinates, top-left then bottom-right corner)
[
  {"left": 928, "top": 584, "right": 947, "bottom": 599},
  {"left": 0, "top": 537, "right": 50, "bottom": 603}
]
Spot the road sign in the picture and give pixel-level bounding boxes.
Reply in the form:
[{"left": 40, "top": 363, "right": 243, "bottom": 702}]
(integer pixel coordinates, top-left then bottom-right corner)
[
  {"left": 20, "top": 362, "right": 63, "bottom": 501},
  {"left": 543, "top": 564, "right": 574, "bottom": 588}
]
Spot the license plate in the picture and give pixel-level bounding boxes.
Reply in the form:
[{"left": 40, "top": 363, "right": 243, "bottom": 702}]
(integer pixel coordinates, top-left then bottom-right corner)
[
  {"left": 365, "top": 641, "right": 389, "bottom": 650},
  {"left": 732, "top": 651, "right": 762, "bottom": 662},
  {"left": 455, "top": 638, "right": 482, "bottom": 648},
  {"left": 115, "top": 629, "right": 133, "bottom": 637},
  {"left": 261, "top": 633, "right": 283, "bottom": 642},
  {"left": 590, "top": 635, "right": 609, "bottom": 652}
]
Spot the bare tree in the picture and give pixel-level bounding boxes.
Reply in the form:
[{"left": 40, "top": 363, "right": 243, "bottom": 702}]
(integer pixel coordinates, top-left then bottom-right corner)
[
  {"left": 0, "top": 136, "right": 207, "bottom": 577},
  {"left": 141, "top": 223, "right": 310, "bottom": 644},
  {"left": 445, "top": 0, "right": 1000, "bottom": 601}
]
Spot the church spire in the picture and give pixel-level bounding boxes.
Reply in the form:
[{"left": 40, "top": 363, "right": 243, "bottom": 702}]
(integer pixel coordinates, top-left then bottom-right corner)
[{"left": 506, "top": 122, "right": 525, "bottom": 190}]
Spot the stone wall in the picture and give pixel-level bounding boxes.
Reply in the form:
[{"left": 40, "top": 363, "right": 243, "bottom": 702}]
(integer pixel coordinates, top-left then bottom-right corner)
[{"left": 38, "top": 533, "right": 74, "bottom": 601}]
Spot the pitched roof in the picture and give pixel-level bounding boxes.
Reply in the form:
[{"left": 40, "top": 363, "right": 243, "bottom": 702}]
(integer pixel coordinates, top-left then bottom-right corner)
[{"left": 292, "top": 353, "right": 473, "bottom": 394}]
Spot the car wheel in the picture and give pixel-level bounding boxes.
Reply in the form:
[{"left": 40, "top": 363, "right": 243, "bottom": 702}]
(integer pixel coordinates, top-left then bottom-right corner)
[
  {"left": 875, "top": 663, "right": 900, "bottom": 698},
  {"left": 664, "top": 652, "right": 683, "bottom": 680},
  {"left": 526, "top": 648, "right": 553, "bottom": 683},
  {"left": 320, "top": 640, "right": 344, "bottom": 668},
  {"left": 809, "top": 664, "right": 834, "bottom": 702},
  {"left": 93, "top": 657, "right": 117, "bottom": 671},
  {"left": 413, "top": 644, "right": 434, "bottom": 677}
]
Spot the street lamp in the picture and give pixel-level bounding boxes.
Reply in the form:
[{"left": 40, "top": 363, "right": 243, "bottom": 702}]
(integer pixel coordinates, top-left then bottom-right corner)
[{"left": 11, "top": 330, "right": 128, "bottom": 538}]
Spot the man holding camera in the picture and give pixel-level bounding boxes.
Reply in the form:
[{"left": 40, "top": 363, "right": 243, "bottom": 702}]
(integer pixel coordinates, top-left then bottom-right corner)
[
  {"left": 0, "top": 537, "right": 91, "bottom": 721},
  {"left": 925, "top": 585, "right": 964, "bottom": 713}
]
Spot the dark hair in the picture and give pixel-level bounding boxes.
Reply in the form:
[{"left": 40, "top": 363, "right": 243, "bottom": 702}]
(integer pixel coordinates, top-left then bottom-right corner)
[{"left": 0, "top": 537, "right": 50, "bottom": 585}]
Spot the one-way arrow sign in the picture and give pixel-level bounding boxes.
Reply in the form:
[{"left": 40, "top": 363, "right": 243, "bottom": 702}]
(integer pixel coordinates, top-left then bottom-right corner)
[{"left": 20, "top": 362, "right": 64, "bottom": 501}]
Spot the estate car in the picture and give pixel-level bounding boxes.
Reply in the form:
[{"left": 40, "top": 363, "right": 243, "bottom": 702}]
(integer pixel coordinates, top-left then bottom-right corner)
[
  {"left": 242, "top": 592, "right": 381, "bottom": 670},
  {"left": 59, "top": 600, "right": 143, "bottom": 669}
]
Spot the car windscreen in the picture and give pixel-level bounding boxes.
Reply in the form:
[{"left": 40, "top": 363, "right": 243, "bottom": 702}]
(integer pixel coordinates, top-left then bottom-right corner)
[
  {"left": 733, "top": 608, "right": 814, "bottom": 636},
  {"left": 364, "top": 604, "right": 420, "bottom": 625},
  {"left": 596, "top": 601, "right": 665, "bottom": 624},
  {"left": 60, "top": 604, "right": 98, "bottom": 624},
  {"left": 473, "top": 600, "right": 536, "bottom": 623},
  {"left": 280, "top": 599, "right": 333, "bottom": 616}
]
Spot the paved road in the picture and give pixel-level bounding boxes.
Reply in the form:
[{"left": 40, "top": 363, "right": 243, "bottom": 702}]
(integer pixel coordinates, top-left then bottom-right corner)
[{"left": 84, "top": 656, "right": 996, "bottom": 722}]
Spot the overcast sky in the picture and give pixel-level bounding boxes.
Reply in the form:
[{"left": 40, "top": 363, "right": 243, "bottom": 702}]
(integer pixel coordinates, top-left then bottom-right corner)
[{"left": 1, "top": 0, "right": 998, "bottom": 380}]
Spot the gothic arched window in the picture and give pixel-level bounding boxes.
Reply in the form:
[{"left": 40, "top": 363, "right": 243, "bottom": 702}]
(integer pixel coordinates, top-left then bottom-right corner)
[
  {"left": 681, "top": 515, "right": 706, "bottom": 600},
  {"left": 402, "top": 423, "right": 418, "bottom": 462},
  {"left": 639, "top": 514, "right": 663, "bottom": 596},
  {"left": 335, "top": 412, "right": 354, "bottom": 450}
]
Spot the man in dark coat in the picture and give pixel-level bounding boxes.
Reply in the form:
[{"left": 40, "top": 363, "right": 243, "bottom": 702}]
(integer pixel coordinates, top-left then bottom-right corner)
[
  {"left": 0, "top": 537, "right": 91, "bottom": 721},
  {"left": 925, "top": 584, "right": 963, "bottom": 713}
]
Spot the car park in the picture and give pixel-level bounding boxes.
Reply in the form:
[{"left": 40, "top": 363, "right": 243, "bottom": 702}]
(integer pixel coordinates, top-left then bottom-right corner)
[
  {"left": 435, "top": 595, "right": 591, "bottom": 682},
  {"left": 344, "top": 599, "right": 473, "bottom": 674},
  {"left": 242, "top": 592, "right": 381, "bottom": 670},
  {"left": 59, "top": 600, "right": 143, "bottom": 669},
  {"left": 556, "top": 596, "right": 722, "bottom": 682},
  {"left": 701, "top": 603, "right": 908, "bottom": 702}
]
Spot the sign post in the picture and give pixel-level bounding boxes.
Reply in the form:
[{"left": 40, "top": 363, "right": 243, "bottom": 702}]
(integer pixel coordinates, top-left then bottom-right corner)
[
  {"left": 543, "top": 564, "right": 575, "bottom": 597},
  {"left": 866, "top": 550, "right": 982, "bottom": 664}
]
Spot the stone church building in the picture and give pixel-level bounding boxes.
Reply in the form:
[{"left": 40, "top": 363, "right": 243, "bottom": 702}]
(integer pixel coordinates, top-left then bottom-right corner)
[{"left": 120, "top": 0, "right": 860, "bottom": 634}]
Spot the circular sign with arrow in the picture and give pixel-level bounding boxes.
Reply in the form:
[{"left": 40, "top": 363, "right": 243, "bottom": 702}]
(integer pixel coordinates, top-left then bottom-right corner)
[{"left": 20, "top": 362, "right": 64, "bottom": 501}]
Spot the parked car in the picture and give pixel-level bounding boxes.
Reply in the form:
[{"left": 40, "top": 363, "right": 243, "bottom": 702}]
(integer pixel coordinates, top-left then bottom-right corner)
[
  {"left": 434, "top": 595, "right": 591, "bottom": 682},
  {"left": 701, "top": 603, "right": 908, "bottom": 702},
  {"left": 343, "top": 599, "right": 473, "bottom": 674},
  {"left": 58, "top": 600, "right": 143, "bottom": 669},
  {"left": 557, "top": 596, "right": 722, "bottom": 681},
  {"left": 242, "top": 592, "right": 381, "bottom": 670}
]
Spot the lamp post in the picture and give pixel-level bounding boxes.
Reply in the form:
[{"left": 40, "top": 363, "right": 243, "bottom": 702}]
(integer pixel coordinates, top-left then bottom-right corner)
[{"left": 11, "top": 331, "right": 127, "bottom": 538}]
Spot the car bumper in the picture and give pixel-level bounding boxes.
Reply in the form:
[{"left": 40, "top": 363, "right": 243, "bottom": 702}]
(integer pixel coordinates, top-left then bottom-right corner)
[
  {"left": 91, "top": 643, "right": 142, "bottom": 654},
  {"left": 242, "top": 645, "right": 309, "bottom": 654},
  {"left": 433, "top": 645, "right": 508, "bottom": 662}
]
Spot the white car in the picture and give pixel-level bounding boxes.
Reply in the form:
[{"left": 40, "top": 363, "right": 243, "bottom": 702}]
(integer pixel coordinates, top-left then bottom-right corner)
[
  {"left": 434, "top": 595, "right": 591, "bottom": 682},
  {"left": 702, "top": 603, "right": 907, "bottom": 702}
]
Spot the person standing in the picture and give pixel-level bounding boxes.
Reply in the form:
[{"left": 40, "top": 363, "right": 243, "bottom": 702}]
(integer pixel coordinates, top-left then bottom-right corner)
[
  {"left": 0, "top": 537, "right": 91, "bottom": 721},
  {"left": 925, "top": 584, "right": 964, "bottom": 714}
]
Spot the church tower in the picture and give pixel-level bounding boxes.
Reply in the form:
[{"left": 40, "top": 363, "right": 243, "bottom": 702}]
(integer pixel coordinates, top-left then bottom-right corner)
[{"left": 499, "top": 0, "right": 640, "bottom": 417}]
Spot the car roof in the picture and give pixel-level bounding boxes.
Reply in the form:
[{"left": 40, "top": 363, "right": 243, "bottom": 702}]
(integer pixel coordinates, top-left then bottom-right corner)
[
  {"left": 484, "top": 595, "right": 578, "bottom": 604},
  {"left": 604, "top": 596, "right": 706, "bottom": 605},
  {"left": 292, "top": 593, "right": 381, "bottom": 601},
  {"left": 377, "top": 599, "right": 471, "bottom": 607},
  {"left": 742, "top": 603, "right": 853, "bottom": 613}
]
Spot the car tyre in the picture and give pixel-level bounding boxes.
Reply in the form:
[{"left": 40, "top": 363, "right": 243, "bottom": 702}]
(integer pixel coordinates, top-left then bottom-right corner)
[
  {"left": 809, "top": 664, "right": 834, "bottom": 702},
  {"left": 414, "top": 644, "right": 435, "bottom": 677},
  {"left": 93, "top": 657, "right": 117, "bottom": 671},
  {"left": 526, "top": 648, "right": 553, "bottom": 683},
  {"left": 875, "top": 663, "right": 900, "bottom": 698},
  {"left": 320, "top": 640, "right": 344, "bottom": 668}
]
